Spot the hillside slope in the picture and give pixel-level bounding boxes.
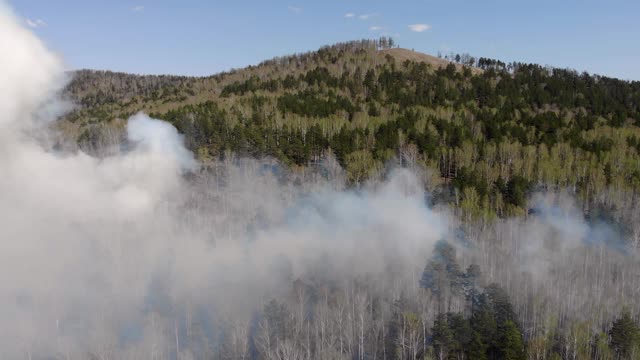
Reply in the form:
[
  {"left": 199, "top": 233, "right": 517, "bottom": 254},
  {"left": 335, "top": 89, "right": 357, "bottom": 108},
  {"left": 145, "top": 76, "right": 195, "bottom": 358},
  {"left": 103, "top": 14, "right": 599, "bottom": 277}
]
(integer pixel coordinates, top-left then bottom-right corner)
[
  {"left": 380, "top": 47, "right": 483, "bottom": 74},
  {"left": 64, "top": 40, "right": 479, "bottom": 125},
  {"left": 62, "top": 38, "right": 640, "bottom": 218}
]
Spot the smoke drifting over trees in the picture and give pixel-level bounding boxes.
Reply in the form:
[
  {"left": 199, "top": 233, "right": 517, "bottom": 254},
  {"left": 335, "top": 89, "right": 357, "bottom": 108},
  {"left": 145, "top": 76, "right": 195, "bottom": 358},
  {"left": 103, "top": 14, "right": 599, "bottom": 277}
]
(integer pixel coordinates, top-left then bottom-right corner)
[{"left": 1, "top": 2, "right": 640, "bottom": 359}]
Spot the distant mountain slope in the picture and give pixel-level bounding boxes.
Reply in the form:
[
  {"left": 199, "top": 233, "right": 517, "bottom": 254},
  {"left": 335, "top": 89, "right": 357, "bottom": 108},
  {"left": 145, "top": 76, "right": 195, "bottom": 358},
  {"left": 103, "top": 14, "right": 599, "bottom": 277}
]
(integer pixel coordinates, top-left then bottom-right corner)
[
  {"left": 64, "top": 45, "right": 475, "bottom": 115},
  {"left": 63, "top": 40, "right": 479, "bottom": 124},
  {"left": 62, "top": 38, "right": 640, "bottom": 218},
  {"left": 380, "top": 48, "right": 482, "bottom": 74},
  {"left": 382, "top": 47, "right": 448, "bottom": 65}
]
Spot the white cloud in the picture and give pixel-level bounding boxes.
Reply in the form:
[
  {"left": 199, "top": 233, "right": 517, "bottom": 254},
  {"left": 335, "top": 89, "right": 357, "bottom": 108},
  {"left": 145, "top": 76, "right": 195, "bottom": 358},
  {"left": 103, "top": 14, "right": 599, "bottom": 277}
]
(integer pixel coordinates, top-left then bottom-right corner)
[
  {"left": 408, "top": 23, "right": 431, "bottom": 32},
  {"left": 131, "top": 5, "right": 144, "bottom": 12},
  {"left": 369, "top": 25, "right": 384, "bottom": 31},
  {"left": 345, "top": 12, "right": 355, "bottom": 18},
  {"left": 359, "top": 13, "right": 378, "bottom": 20},
  {"left": 288, "top": 5, "right": 302, "bottom": 13},
  {"left": 25, "top": 18, "right": 46, "bottom": 28}
]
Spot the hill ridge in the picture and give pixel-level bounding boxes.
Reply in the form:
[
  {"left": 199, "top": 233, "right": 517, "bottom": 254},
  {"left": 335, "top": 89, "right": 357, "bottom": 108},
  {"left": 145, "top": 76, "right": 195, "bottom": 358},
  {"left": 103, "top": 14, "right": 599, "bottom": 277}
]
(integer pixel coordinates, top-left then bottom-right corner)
[{"left": 63, "top": 38, "right": 640, "bottom": 218}]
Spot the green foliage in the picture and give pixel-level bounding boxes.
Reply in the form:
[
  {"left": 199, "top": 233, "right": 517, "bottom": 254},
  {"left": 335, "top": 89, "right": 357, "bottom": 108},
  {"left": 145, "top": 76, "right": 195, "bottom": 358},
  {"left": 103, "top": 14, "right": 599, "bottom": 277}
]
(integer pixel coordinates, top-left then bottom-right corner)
[
  {"left": 500, "top": 320, "right": 526, "bottom": 360},
  {"left": 344, "top": 150, "right": 380, "bottom": 184},
  {"left": 420, "top": 241, "right": 464, "bottom": 295},
  {"left": 448, "top": 313, "right": 472, "bottom": 358},
  {"left": 425, "top": 277, "right": 526, "bottom": 359},
  {"left": 277, "top": 90, "right": 357, "bottom": 118},
  {"left": 609, "top": 312, "right": 640, "bottom": 359},
  {"left": 431, "top": 313, "right": 454, "bottom": 359}
]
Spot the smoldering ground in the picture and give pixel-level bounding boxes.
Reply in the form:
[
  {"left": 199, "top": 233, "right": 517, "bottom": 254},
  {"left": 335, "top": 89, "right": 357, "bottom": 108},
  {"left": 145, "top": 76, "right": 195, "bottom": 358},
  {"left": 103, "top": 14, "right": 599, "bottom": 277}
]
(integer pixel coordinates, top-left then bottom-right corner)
[{"left": 1, "top": 2, "right": 639, "bottom": 359}]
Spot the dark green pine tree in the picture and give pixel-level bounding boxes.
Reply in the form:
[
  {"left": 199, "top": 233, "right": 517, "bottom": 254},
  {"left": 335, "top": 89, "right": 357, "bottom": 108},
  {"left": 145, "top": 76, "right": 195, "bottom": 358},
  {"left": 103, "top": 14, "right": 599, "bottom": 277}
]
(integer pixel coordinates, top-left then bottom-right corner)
[
  {"left": 262, "top": 299, "right": 289, "bottom": 343},
  {"left": 499, "top": 320, "right": 526, "bottom": 360},
  {"left": 466, "top": 330, "right": 488, "bottom": 360},
  {"left": 469, "top": 294, "right": 497, "bottom": 359},
  {"left": 609, "top": 312, "right": 640, "bottom": 359},
  {"left": 431, "top": 313, "right": 454, "bottom": 360},
  {"left": 448, "top": 313, "right": 472, "bottom": 359}
]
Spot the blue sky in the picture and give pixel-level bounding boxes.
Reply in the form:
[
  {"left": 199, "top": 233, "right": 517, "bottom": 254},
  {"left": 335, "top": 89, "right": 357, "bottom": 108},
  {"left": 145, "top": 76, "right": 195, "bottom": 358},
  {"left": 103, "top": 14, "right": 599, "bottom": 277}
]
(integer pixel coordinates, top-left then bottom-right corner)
[{"left": 10, "top": 0, "right": 640, "bottom": 80}]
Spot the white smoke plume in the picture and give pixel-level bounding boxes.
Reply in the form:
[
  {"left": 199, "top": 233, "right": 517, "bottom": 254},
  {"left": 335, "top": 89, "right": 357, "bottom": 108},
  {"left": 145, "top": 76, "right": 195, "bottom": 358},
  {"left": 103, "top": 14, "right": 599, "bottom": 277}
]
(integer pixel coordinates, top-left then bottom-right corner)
[
  {"left": 0, "top": 3, "right": 448, "bottom": 357},
  {"left": 0, "top": 4, "right": 66, "bottom": 133}
]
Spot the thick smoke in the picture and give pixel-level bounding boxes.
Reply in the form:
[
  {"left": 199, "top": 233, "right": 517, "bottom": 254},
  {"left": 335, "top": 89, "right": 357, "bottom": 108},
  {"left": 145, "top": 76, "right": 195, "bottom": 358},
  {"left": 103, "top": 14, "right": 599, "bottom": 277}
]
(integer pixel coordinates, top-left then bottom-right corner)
[
  {"left": 0, "top": 4, "right": 447, "bottom": 357},
  {"left": 1, "top": 2, "right": 639, "bottom": 358},
  {"left": 0, "top": 3, "right": 63, "bottom": 131}
]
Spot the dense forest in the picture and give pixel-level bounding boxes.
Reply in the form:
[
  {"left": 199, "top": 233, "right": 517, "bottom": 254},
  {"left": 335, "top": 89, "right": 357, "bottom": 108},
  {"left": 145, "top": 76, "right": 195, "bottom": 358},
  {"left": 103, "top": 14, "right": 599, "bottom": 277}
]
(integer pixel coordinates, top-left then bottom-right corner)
[
  {"left": 54, "top": 38, "right": 640, "bottom": 359},
  {"left": 64, "top": 38, "right": 640, "bottom": 218}
]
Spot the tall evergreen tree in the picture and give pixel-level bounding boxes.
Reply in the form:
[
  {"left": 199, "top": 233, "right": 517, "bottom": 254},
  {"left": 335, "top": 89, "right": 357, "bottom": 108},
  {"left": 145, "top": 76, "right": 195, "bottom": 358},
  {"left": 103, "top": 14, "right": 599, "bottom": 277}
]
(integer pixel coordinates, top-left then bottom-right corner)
[
  {"left": 500, "top": 320, "right": 526, "bottom": 360},
  {"left": 609, "top": 312, "right": 640, "bottom": 359},
  {"left": 431, "top": 313, "right": 454, "bottom": 360}
]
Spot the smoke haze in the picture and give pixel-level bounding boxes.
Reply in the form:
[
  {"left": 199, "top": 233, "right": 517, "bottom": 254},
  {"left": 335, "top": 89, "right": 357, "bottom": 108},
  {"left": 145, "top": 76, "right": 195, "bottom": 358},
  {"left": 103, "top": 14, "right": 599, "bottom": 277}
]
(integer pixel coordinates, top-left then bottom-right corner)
[
  {"left": 1, "top": 1, "right": 639, "bottom": 359},
  {"left": 0, "top": 4, "right": 449, "bottom": 356}
]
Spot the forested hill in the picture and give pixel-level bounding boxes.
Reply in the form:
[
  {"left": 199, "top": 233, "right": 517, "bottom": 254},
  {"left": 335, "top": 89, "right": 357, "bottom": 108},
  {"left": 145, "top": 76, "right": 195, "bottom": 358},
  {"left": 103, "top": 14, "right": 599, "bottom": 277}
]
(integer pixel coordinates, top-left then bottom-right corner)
[
  {"left": 63, "top": 38, "right": 640, "bottom": 217},
  {"left": 58, "top": 39, "right": 640, "bottom": 359}
]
